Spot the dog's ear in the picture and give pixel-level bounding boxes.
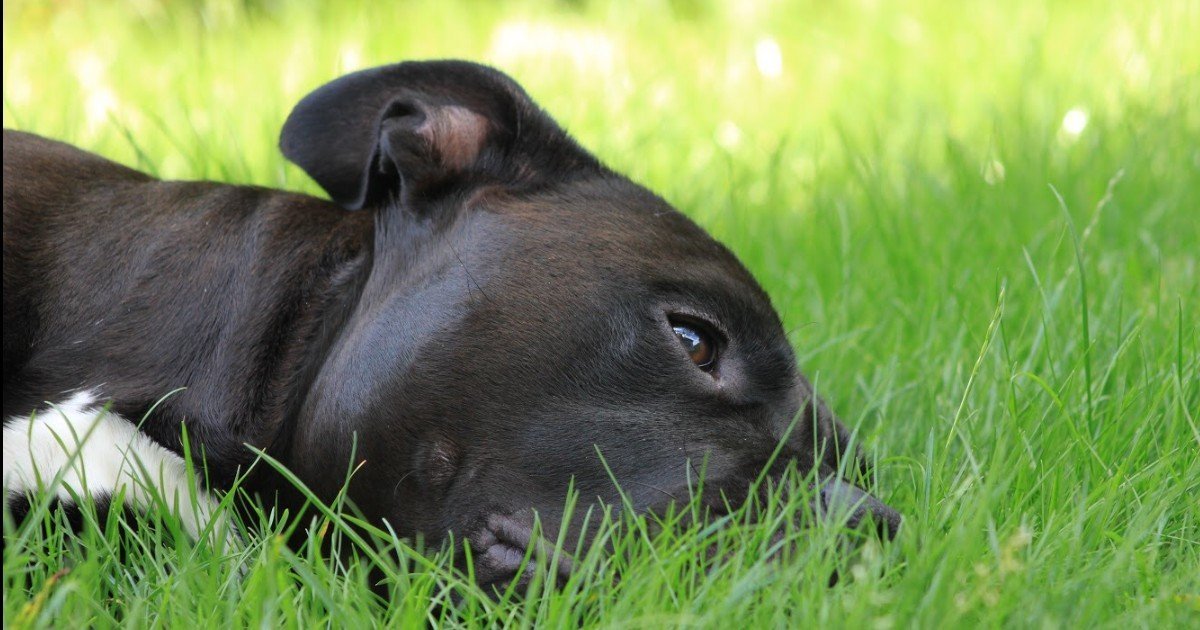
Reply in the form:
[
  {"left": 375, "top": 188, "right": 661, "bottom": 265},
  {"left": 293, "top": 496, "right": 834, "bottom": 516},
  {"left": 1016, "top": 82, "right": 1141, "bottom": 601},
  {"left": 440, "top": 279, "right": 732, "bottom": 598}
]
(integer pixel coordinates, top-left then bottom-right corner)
[{"left": 280, "top": 60, "right": 604, "bottom": 210}]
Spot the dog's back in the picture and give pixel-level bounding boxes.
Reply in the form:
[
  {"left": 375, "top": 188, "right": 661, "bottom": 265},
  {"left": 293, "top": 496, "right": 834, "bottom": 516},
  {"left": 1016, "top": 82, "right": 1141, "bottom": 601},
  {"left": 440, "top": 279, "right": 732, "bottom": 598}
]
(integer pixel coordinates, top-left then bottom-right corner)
[{"left": 4, "top": 131, "right": 154, "bottom": 408}]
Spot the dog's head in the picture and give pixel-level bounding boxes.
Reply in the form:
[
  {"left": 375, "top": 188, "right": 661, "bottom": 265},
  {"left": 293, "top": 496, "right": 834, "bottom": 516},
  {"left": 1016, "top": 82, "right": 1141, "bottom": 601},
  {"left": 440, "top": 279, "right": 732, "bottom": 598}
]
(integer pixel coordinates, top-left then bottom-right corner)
[{"left": 279, "top": 60, "right": 899, "bottom": 588}]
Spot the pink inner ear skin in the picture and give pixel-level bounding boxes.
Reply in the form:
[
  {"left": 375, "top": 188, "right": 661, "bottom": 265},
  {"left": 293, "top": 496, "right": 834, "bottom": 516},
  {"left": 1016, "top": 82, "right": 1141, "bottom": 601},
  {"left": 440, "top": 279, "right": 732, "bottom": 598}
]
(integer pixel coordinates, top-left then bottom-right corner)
[{"left": 422, "top": 105, "right": 490, "bottom": 171}]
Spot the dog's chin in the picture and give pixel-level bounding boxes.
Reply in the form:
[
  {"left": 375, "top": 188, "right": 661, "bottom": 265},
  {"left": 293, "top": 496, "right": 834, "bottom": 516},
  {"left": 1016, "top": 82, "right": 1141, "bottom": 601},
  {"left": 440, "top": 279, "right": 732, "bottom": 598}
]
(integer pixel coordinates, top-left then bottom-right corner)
[{"left": 466, "top": 512, "right": 574, "bottom": 596}]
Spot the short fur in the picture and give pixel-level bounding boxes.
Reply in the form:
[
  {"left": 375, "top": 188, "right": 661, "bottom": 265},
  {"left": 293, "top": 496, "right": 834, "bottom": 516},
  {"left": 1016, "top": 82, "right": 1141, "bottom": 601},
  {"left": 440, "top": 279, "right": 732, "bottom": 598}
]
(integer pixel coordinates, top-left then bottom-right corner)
[{"left": 3, "top": 60, "right": 898, "bottom": 588}]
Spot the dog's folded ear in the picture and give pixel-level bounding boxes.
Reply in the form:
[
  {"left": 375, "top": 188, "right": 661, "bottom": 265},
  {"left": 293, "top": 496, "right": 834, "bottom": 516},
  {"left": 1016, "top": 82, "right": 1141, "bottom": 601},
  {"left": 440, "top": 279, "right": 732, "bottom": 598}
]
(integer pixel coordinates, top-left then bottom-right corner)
[{"left": 280, "top": 60, "right": 604, "bottom": 210}]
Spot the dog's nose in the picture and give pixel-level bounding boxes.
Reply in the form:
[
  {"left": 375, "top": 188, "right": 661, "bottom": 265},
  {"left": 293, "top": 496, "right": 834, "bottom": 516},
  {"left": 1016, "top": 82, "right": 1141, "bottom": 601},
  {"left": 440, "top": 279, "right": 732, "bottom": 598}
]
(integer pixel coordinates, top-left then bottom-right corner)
[{"left": 817, "top": 479, "right": 902, "bottom": 540}]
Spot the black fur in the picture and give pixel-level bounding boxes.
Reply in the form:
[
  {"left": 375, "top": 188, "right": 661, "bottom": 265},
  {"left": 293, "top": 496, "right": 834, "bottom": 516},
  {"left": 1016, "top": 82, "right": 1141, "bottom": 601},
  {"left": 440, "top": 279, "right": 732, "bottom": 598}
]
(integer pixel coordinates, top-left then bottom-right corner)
[{"left": 3, "top": 60, "right": 899, "bottom": 588}]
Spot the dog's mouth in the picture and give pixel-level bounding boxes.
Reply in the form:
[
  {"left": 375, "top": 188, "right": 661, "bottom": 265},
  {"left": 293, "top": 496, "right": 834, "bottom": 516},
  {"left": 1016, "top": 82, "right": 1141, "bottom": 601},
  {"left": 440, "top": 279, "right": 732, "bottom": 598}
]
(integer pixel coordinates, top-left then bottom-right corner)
[
  {"left": 457, "top": 478, "right": 900, "bottom": 593},
  {"left": 467, "top": 512, "right": 575, "bottom": 593}
]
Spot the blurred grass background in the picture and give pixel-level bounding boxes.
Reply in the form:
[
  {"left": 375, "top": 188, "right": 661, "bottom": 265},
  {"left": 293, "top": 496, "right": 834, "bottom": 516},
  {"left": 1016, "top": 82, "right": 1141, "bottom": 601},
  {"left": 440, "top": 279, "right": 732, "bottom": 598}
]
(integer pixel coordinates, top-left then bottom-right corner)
[{"left": 4, "top": 0, "right": 1199, "bottom": 626}]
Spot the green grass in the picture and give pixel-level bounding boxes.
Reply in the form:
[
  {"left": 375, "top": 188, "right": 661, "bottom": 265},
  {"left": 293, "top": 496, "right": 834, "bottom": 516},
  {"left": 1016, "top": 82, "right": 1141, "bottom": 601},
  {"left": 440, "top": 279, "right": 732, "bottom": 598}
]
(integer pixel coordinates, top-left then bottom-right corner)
[{"left": 4, "top": 0, "right": 1199, "bottom": 626}]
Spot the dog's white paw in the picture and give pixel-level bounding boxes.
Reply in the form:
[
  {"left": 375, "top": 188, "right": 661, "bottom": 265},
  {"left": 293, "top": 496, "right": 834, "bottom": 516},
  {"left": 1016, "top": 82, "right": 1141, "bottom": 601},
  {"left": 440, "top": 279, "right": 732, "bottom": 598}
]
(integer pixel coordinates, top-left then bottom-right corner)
[{"left": 2, "top": 390, "right": 235, "bottom": 549}]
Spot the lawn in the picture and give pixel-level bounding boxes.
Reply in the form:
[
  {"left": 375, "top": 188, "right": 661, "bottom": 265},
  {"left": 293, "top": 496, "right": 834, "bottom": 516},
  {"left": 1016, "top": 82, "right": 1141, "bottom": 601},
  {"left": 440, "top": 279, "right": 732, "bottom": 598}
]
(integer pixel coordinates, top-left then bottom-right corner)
[{"left": 4, "top": 0, "right": 1198, "bottom": 626}]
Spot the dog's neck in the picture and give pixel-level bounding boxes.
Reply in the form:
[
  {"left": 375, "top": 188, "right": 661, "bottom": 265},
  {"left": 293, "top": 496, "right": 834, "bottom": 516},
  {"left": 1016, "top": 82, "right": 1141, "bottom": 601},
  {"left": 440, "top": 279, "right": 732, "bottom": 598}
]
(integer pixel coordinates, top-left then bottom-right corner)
[{"left": 247, "top": 211, "right": 376, "bottom": 471}]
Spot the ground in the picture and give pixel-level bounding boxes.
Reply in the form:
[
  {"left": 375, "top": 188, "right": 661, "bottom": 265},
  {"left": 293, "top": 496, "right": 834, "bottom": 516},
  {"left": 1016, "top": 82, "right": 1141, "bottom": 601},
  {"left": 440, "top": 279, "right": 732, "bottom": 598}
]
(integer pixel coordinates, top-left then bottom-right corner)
[{"left": 3, "top": 0, "right": 1198, "bottom": 626}]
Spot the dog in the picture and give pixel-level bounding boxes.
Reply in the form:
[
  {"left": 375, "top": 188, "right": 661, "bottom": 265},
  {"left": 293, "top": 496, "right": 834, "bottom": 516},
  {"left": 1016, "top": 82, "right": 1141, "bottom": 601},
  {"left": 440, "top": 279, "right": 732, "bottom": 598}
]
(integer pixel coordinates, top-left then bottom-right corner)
[{"left": 3, "top": 60, "right": 900, "bottom": 587}]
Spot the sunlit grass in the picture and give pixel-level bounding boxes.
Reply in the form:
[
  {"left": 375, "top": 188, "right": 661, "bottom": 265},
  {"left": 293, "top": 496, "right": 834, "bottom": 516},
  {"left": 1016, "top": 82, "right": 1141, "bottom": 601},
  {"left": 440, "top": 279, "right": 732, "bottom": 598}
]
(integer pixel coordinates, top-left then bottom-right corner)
[{"left": 4, "top": 0, "right": 1199, "bottom": 626}]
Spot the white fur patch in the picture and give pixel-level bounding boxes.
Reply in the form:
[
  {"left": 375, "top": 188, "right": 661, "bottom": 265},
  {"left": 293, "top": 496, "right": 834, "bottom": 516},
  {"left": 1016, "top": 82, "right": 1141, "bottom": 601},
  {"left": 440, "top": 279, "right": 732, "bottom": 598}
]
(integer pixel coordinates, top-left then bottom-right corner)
[{"left": 3, "top": 391, "right": 233, "bottom": 546}]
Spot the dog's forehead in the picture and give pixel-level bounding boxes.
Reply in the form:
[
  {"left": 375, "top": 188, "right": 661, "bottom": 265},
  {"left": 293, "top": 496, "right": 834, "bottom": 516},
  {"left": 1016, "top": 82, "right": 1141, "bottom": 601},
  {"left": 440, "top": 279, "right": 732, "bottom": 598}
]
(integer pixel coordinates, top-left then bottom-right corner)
[{"left": 474, "top": 178, "right": 768, "bottom": 297}]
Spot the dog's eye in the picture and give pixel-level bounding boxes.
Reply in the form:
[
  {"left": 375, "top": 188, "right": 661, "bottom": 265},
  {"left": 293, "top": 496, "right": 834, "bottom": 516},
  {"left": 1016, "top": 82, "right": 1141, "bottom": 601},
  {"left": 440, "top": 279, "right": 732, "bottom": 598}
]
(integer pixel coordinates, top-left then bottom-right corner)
[{"left": 671, "top": 320, "right": 717, "bottom": 371}]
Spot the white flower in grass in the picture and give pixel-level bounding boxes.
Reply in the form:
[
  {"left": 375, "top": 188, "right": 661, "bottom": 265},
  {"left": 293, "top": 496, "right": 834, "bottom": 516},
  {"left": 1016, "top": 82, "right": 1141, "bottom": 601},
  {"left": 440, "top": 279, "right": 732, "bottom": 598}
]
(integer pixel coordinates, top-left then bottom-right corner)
[
  {"left": 982, "top": 159, "right": 1006, "bottom": 185},
  {"left": 716, "top": 120, "right": 743, "bottom": 149},
  {"left": 70, "top": 50, "right": 122, "bottom": 135},
  {"left": 754, "top": 38, "right": 783, "bottom": 79},
  {"left": 1062, "top": 107, "right": 1089, "bottom": 137},
  {"left": 85, "top": 88, "right": 118, "bottom": 130},
  {"left": 338, "top": 45, "right": 363, "bottom": 73}
]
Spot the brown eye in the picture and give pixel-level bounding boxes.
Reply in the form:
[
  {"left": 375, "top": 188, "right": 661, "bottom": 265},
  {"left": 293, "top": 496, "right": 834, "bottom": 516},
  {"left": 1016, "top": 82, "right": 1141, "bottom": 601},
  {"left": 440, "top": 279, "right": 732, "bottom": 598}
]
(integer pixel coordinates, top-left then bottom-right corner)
[{"left": 672, "top": 321, "right": 717, "bottom": 371}]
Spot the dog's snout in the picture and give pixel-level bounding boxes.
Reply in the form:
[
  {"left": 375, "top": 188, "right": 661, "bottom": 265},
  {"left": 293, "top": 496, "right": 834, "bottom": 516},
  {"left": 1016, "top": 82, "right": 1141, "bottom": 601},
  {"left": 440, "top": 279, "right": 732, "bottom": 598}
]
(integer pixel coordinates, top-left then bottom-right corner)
[{"left": 817, "top": 479, "right": 902, "bottom": 540}]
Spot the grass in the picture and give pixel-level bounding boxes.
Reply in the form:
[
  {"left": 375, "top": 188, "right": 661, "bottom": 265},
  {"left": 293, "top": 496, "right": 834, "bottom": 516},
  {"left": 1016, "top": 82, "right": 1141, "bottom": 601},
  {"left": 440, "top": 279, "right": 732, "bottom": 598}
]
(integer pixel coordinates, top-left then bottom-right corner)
[{"left": 4, "top": 0, "right": 1199, "bottom": 626}]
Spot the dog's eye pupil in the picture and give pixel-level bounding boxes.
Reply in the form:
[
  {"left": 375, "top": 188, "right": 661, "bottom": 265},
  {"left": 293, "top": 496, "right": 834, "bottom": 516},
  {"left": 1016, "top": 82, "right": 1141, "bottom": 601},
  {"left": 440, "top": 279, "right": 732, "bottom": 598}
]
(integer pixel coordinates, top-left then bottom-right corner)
[{"left": 672, "top": 323, "right": 716, "bottom": 371}]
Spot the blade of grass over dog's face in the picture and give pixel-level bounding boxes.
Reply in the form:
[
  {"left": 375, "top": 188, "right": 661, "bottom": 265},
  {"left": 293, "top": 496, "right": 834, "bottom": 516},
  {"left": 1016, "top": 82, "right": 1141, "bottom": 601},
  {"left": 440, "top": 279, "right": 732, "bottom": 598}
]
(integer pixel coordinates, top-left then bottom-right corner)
[{"left": 4, "top": 0, "right": 1198, "bottom": 627}]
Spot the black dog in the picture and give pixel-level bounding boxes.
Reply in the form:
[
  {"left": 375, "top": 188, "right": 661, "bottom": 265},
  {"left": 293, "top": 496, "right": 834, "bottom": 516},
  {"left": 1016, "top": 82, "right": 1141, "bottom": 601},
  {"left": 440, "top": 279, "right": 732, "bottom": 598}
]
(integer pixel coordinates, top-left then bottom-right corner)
[{"left": 3, "top": 60, "right": 899, "bottom": 586}]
